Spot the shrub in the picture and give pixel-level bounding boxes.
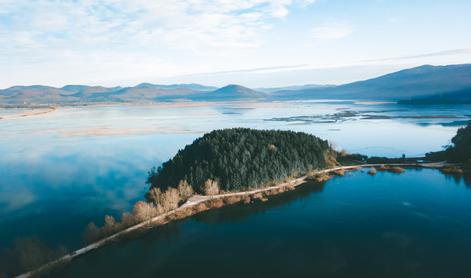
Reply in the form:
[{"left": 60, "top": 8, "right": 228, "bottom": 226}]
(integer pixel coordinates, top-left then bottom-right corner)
[
  {"left": 203, "top": 179, "right": 220, "bottom": 196},
  {"left": 251, "top": 193, "right": 268, "bottom": 202},
  {"left": 121, "top": 212, "right": 136, "bottom": 228},
  {"left": 206, "top": 198, "right": 224, "bottom": 208},
  {"left": 177, "top": 180, "right": 194, "bottom": 200},
  {"left": 146, "top": 187, "right": 162, "bottom": 206},
  {"left": 146, "top": 187, "right": 181, "bottom": 212},
  {"left": 378, "top": 165, "right": 388, "bottom": 171},
  {"left": 193, "top": 203, "right": 208, "bottom": 213},
  {"left": 242, "top": 195, "right": 252, "bottom": 204},
  {"left": 159, "top": 187, "right": 181, "bottom": 211},
  {"left": 388, "top": 166, "right": 405, "bottom": 174},
  {"left": 308, "top": 173, "right": 330, "bottom": 183},
  {"left": 367, "top": 168, "right": 377, "bottom": 175},
  {"left": 224, "top": 196, "right": 242, "bottom": 205},
  {"left": 103, "top": 215, "right": 117, "bottom": 235},
  {"left": 333, "top": 169, "right": 345, "bottom": 176},
  {"left": 440, "top": 166, "right": 463, "bottom": 175},
  {"left": 133, "top": 201, "right": 160, "bottom": 222},
  {"left": 172, "top": 207, "right": 194, "bottom": 220}
]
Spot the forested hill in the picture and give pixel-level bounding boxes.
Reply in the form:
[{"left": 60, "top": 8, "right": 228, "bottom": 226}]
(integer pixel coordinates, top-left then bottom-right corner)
[{"left": 147, "top": 128, "right": 336, "bottom": 193}]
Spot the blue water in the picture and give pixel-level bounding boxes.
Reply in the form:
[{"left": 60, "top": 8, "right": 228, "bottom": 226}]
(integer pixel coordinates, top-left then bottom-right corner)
[
  {"left": 0, "top": 102, "right": 468, "bottom": 267},
  {"left": 51, "top": 169, "right": 471, "bottom": 278}
]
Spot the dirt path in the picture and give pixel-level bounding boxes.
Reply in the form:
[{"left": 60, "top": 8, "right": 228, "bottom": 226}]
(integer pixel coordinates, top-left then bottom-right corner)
[{"left": 15, "top": 162, "right": 449, "bottom": 278}]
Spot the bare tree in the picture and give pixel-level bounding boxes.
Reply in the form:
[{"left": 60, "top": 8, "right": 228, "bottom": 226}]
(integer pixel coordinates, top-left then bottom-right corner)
[
  {"left": 177, "top": 180, "right": 194, "bottom": 200},
  {"left": 203, "top": 179, "right": 220, "bottom": 196}
]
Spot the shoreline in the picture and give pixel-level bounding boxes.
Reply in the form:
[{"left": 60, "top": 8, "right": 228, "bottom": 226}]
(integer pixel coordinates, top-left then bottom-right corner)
[
  {"left": 0, "top": 106, "right": 56, "bottom": 120},
  {"left": 15, "top": 162, "right": 450, "bottom": 278}
]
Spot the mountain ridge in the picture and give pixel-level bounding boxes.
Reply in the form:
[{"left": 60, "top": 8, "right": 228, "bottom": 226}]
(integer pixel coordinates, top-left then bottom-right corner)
[{"left": 1, "top": 64, "right": 470, "bottom": 106}]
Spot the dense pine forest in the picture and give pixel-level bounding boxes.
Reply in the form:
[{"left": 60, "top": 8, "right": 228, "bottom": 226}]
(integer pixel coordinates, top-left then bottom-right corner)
[{"left": 147, "top": 128, "right": 336, "bottom": 193}]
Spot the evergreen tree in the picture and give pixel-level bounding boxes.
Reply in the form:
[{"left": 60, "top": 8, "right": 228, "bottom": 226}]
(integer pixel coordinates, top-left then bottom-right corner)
[{"left": 147, "top": 128, "right": 335, "bottom": 194}]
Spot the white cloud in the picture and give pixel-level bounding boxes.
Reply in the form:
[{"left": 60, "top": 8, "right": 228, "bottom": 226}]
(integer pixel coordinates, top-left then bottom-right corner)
[
  {"left": 361, "top": 48, "right": 471, "bottom": 62},
  {"left": 0, "top": 0, "right": 316, "bottom": 52},
  {"left": 0, "top": 0, "right": 319, "bottom": 86},
  {"left": 312, "top": 22, "right": 354, "bottom": 40}
]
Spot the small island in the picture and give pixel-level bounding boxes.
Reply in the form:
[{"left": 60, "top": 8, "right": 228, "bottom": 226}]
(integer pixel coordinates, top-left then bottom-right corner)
[
  {"left": 81, "top": 124, "right": 470, "bottom": 247},
  {"left": 148, "top": 128, "right": 336, "bottom": 194},
  {"left": 18, "top": 125, "right": 471, "bottom": 278}
]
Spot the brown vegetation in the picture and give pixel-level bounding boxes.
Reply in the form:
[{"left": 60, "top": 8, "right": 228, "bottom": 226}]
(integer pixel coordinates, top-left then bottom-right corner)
[
  {"left": 203, "top": 179, "right": 220, "bottom": 196},
  {"left": 242, "top": 195, "right": 252, "bottom": 204},
  {"left": 440, "top": 166, "right": 464, "bottom": 175},
  {"left": 177, "top": 180, "right": 194, "bottom": 201},
  {"left": 132, "top": 201, "right": 161, "bottom": 222},
  {"left": 251, "top": 193, "right": 264, "bottom": 201},
  {"left": 172, "top": 207, "right": 194, "bottom": 220},
  {"left": 206, "top": 198, "right": 224, "bottom": 209},
  {"left": 193, "top": 203, "right": 209, "bottom": 213},
  {"left": 223, "top": 196, "right": 242, "bottom": 205},
  {"left": 84, "top": 181, "right": 196, "bottom": 244},
  {"left": 377, "top": 165, "right": 388, "bottom": 171},
  {"left": 121, "top": 212, "right": 135, "bottom": 227},
  {"left": 388, "top": 166, "right": 406, "bottom": 174},
  {"left": 368, "top": 168, "right": 377, "bottom": 175},
  {"left": 324, "top": 149, "right": 339, "bottom": 168},
  {"left": 267, "top": 144, "right": 277, "bottom": 152},
  {"left": 158, "top": 187, "right": 181, "bottom": 211},
  {"left": 333, "top": 169, "right": 345, "bottom": 176},
  {"left": 308, "top": 173, "right": 331, "bottom": 183}
]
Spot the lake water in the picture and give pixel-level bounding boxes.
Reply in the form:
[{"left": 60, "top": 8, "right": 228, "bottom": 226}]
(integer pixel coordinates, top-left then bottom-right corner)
[
  {"left": 51, "top": 169, "right": 471, "bottom": 278},
  {"left": 0, "top": 101, "right": 470, "bottom": 276}
]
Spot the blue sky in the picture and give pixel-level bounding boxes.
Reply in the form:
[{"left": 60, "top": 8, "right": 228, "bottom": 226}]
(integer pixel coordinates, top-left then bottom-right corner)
[{"left": 1, "top": 0, "right": 471, "bottom": 88}]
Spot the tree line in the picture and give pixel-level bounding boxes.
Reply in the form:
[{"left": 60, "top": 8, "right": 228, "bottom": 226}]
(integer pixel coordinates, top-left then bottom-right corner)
[
  {"left": 426, "top": 121, "right": 471, "bottom": 163},
  {"left": 147, "top": 128, "right": 335, "bottom": 194}
]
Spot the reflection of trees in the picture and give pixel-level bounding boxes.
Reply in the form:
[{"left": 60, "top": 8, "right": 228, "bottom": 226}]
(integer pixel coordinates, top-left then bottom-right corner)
[
  {"left": 439, "top": 172, "right": 471, "bottom": 187},
  {"left": 0, "top": 236, "right": 67, "bottom": 277},
  {"left": 463, "top": 174, "right": 471, "bottom": 187},
  {"left": 92, "top": 181, "right": 326, "bottom": 259},
  {"left": 193, "top": 181, "right": 325, "bottom": 224}
]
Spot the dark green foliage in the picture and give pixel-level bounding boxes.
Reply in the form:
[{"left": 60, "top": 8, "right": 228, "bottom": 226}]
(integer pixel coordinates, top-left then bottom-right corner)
[
  {"left": 367, "top": 156, "right": 408, "bottom": 164},
  {"left": 425, "top": 150, "right": 448, "bottom": 162},
  {"left": 337, "top": 153, "right": 368, "bottom": 165},
  {"left": 426, "top": 121, "right": 471, "bottom": 163},
  {"left": 147, "top": 128, "right": 333, "bottom": 193}
]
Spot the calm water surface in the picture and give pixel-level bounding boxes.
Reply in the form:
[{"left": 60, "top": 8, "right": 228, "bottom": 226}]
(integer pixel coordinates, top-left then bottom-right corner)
[
  {"left": 0, "top": 101, "right": 469, "bottom": 274},
  {"left": 51, "top": 169, "right": 471, "bottom": 278}
]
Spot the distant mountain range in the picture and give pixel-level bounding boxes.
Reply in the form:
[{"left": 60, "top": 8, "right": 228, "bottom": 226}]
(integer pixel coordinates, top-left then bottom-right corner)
[
  {"left": 278, "top": 64, "right": 471, "bottom": 101},
  {"left": 1, "top": 64, "right": 470, "bottom": 106}
]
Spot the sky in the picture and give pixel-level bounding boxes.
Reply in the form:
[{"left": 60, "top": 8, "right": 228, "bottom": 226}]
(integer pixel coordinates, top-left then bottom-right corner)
[{"left": 1, "top": 0, "right": 471, "bottom": 88}]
